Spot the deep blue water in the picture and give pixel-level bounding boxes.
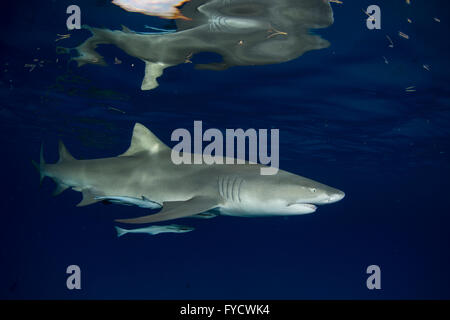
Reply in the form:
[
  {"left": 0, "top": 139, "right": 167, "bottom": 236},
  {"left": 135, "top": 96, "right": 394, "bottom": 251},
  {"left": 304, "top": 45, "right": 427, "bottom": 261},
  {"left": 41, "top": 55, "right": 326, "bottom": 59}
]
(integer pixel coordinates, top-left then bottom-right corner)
[{"left": 1, "top": 0, "right": 450, "bottom": 299}]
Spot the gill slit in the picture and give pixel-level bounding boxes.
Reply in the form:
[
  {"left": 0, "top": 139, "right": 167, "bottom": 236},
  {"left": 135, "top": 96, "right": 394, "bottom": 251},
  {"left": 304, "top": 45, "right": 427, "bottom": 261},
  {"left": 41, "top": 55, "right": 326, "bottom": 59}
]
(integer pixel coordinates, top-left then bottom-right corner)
[
  {"left": 217, "top": 176, "right": 223, "bottom": 198},
  {"left": 227, "top": 176, "right": 234, "bottom": 202},
  {"left": 218, "top": 175, "right": 244, "bottom": 203},
  {"left": 237, "top": 178, "right": 243, "bottom": 203},
  {"left": 230, "top": 176, "right": 238, "bottom": 202}
]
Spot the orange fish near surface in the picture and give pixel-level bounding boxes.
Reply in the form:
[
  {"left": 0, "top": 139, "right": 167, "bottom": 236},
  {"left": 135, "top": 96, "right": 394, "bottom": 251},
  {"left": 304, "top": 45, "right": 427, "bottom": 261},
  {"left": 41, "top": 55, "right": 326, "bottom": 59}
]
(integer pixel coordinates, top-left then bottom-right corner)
[{"left": 112, "top": 0, "right": 191, "bottom": 20}]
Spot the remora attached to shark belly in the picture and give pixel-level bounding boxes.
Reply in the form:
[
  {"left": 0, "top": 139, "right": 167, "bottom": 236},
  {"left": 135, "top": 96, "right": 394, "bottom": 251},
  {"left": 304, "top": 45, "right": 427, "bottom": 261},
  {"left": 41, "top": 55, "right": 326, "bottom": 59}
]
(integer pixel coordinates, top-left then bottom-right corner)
[{"left": 34, "top": 123, "right": 345, "bottom": 224}]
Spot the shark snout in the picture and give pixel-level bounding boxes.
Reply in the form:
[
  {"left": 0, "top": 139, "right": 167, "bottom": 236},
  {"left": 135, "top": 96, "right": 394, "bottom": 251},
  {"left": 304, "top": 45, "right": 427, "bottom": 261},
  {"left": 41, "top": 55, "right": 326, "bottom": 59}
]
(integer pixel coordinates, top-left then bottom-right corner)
[{"left": 327, "top": 190, "right": 345, "bottom": 203}]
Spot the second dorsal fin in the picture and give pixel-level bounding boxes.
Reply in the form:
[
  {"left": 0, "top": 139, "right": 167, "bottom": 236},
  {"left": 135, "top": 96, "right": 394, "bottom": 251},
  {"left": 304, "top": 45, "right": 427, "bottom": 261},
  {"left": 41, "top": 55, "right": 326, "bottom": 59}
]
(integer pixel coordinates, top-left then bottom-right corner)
[{"left": 120, "top": 123, "right": 169, "bottom": 156}]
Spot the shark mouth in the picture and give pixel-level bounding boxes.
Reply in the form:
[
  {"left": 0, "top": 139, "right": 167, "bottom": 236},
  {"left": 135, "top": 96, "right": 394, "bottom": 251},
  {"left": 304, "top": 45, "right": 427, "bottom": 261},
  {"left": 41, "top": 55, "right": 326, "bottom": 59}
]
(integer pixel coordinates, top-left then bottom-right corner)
[
  {"left": 287, "top": 203, "right": 317, "bottom": 210},
  {"left": 301, "top": 204, "right": 317, "bottom": 210}
]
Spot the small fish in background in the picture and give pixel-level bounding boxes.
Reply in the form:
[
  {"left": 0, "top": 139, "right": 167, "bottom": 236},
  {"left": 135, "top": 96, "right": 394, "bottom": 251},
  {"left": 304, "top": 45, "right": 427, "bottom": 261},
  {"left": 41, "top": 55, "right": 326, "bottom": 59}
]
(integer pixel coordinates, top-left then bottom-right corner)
[
  {"left": 112, "top": 0, "right": 191, "bottom": 20},
  {"left": 399, "top": 31, "right": 409, "bottom": 39},
  {"left": 386, "top": 35, "right": 394, "bottom": 48},
  {"left": 55, "top": 34, "right": 71, "bottom": 42},
  {"left": 423, "top": 64, "right": 431, "bottom": 71},
  {"left": 24, "top": 64, "right": 36, "bottom": 72},
  {"left": 184, "top": 52, "right": 193, "bottom": 64},
  {"left": 107, "top": 106, "right": 126, "bottom": 114},
  {"left": 266, "top": 26, "right": 288, "bottom": 39},
  {"left": 115, "top": 224, "right": 195, "bottom": 237}
]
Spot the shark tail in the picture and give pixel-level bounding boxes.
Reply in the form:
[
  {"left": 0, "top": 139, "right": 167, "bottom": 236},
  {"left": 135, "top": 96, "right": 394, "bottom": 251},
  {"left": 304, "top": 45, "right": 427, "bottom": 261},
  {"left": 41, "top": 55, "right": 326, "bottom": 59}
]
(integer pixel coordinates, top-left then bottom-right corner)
[
  {"left": 115, "top": 226, "right": 129, "bottom": 238},
  {"left": 56, "top": 25, "right": 108, "bottom": 67},
  {"left": 32, "top": 143, "right": 46, "bottom": 184},
  {"left": 73, "top": 25, "right": 109, "bottom": 67},
  {"left": 32, "top": 141, "right": 75, "bottom": 192}
]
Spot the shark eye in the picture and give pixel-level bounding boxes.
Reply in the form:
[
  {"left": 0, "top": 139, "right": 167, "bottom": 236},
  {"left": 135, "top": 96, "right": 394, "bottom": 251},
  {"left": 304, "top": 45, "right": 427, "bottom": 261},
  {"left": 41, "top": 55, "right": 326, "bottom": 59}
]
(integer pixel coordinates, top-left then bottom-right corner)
[{"left": 311, "top": 188, "right": 317, "bottom": 193}]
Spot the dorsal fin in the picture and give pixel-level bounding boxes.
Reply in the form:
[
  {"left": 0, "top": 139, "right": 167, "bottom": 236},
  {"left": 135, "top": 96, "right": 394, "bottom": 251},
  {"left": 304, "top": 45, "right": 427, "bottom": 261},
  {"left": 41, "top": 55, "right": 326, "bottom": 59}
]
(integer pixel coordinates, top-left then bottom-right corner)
[
  {"left": 120, "top": 123, "right": 169, "bottom": 156},
  {"left": 58, "top": 140, "right": 76, "bottom": 162}
]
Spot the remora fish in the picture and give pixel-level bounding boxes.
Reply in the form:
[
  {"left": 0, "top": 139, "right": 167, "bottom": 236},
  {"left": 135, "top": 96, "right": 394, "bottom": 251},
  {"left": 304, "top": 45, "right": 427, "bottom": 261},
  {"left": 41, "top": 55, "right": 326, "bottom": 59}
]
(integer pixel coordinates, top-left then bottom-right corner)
[
  {"left": 95, "top": 195, "right": 162, "bottom": 209},
  {"left": 33, "top": 123, "right": 344, "bottom": 224},
  {"left": 115, "top": 225, "right": 194, "bottom": 237}
]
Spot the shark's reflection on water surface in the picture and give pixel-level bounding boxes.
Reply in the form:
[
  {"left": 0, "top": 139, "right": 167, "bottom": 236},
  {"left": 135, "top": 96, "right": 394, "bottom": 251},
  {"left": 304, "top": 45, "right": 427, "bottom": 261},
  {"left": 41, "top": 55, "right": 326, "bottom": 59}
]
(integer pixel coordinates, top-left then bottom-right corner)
[{"left": 61, "top": 0, "right": 334, "bottom": 90}]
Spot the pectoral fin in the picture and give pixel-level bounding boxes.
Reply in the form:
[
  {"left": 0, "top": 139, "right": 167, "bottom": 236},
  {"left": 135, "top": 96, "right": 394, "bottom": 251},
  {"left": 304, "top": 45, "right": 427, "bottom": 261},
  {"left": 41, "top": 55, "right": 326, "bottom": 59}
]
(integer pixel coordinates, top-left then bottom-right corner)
[
  {"left": 115, "top": 196, "right": 218, "bottom": 224},
  {"left": 141, "top": 61, "right": 171, "bottom": 91}
]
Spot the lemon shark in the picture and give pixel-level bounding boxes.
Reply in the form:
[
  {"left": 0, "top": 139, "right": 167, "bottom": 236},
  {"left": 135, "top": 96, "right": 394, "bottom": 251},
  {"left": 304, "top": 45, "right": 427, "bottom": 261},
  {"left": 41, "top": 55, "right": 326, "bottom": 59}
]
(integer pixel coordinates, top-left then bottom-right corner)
[{"left": 33, "top": 123, "right": 344, "bottom": 224}]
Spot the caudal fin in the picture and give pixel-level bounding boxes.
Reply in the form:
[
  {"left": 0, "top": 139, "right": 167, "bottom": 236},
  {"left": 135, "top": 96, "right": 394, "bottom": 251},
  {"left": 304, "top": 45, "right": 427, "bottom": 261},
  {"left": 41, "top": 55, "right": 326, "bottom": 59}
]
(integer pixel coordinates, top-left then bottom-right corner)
[
  {"left": 31, "top": 143, "right": 46, "bottom": 184},
  {"left": 114, "top": 226, "right": 129, "bottom": 238}
]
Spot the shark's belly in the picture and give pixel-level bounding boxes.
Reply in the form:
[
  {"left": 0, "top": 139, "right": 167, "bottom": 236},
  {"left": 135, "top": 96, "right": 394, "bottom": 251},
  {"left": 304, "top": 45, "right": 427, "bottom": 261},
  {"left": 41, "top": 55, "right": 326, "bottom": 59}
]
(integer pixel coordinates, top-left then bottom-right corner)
[{"left": 218, "top": 202, "right": 278, "bottom": 218}]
